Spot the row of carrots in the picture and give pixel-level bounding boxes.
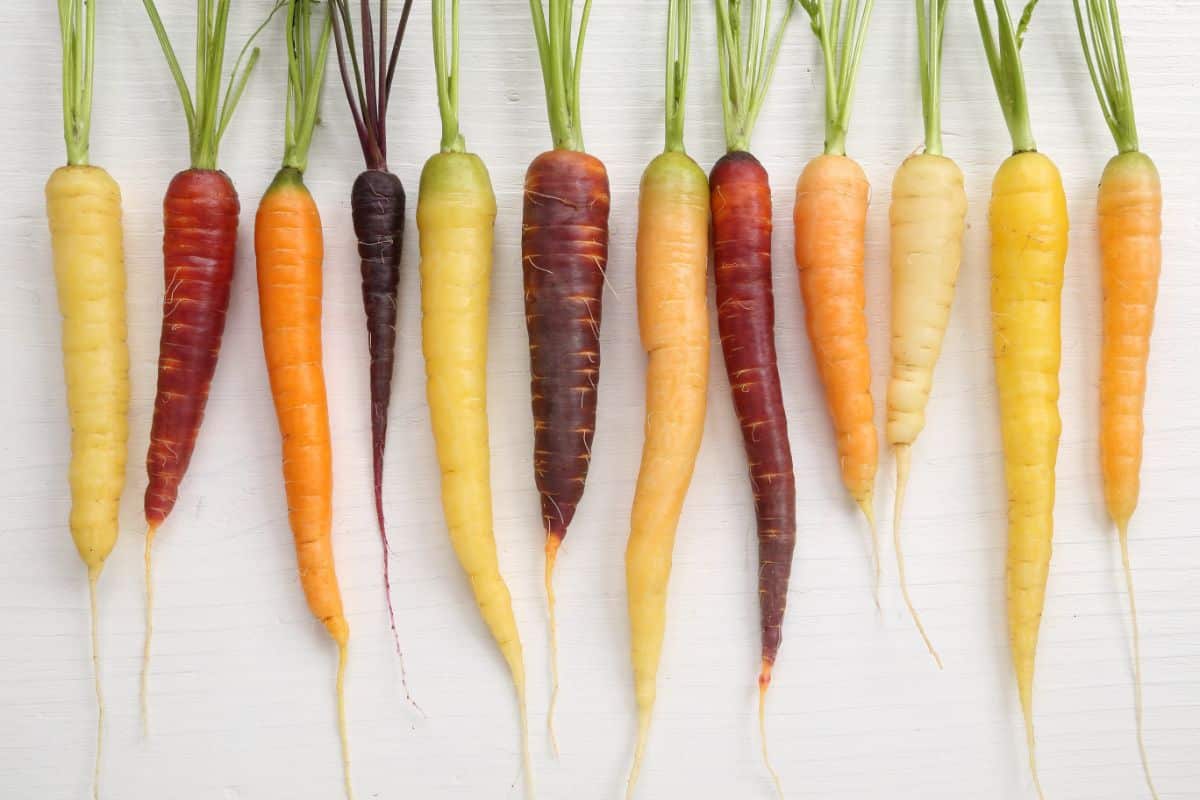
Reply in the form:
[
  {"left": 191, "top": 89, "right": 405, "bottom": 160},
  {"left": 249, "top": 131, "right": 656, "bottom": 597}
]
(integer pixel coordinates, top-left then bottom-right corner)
[{"left": 44, "top": 0, "right": 1162, "bottom": 798}]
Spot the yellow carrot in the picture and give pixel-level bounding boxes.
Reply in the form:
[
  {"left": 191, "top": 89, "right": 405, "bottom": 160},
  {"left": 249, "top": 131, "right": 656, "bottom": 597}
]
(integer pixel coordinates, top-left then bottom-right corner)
[
  {"left": 887, "top": 0, "right": 966, "bottom": 668},
  {"left": 975, "top": 2, "right": 1068, "bottom": 796},
  {"left": 418, "top": 2, "right": 532, "bottom": 794},
  {"left": 1075, "top": 0, "right": 1163, "bottom": 793},
  {"left": 47, "top": 3, "right": 128, "bottom": 797},
  {"left": 625, "top": 7, "right": 709, "bottom": 790}
]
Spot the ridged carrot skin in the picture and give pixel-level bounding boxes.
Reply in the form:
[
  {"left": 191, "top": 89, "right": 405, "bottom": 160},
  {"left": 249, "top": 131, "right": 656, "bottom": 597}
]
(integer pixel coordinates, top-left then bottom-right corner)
[
  {"left": 793, "top": 153, "right": 877, "bottom": 514},
  {"left": 887, "top": 154, "right": 966, "bottom": 450},
  {"left": 710, "top": 150, "right": 796, "bottom": 683},
  {"left": 45, "top": 165, "right": 130, "bottom": 577},
  {"left": 626, "top": 150, "right": 710, "bottom": 773},
  {"left": 145, "top": 169, "right": 239, "bottom": 527},
  {"left": 255, "top": 167, "right": 348, "bottom": 647},
  {"left": 886, "top": 151, "right": 967, "bottom": 667},
  {"left": 1099, "top": 151, "right": 1161, "bottom": 528},
  {"left": 990, "top": 150, "right": 1068, "bottom": 774},
  {"left": 522, "top": 148, "right": 611, "bottom": 553},
  {"left": 350, "top": 169, "right": 404, "bottom": 610}
]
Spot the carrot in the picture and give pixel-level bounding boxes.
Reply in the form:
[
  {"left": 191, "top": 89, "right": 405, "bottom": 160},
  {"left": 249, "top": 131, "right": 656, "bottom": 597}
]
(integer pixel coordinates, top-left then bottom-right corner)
[
  {"left": 329, "top": 0, "right": 417, "bottom": 701},
  {"left": 886, "top": 0, "right": 967, "bottom": 668},
  {"left": 794, "top": 0, "right": 881, "bottom": 602},
  {"left": 1074, "top": 1, "right": 1162, "bottom": 795},
  {"left": 710, "top": 0, "right": 796, "bottom": 793},
  {"left": 253, "top": 3, "right": 352, "bottom": 797},
  {"left": 975, "top": 2, "right": 1069, "bottom": 796},
  {"left": 45, "top": 3, "right": 127, "bottom": 796},
  {"left": 416, "top": 1, "right": 533, "bottom": 793},
  {"left": 524, "top": 0, "right": 610, "bottom": 748},
  {"left": 623, "top": 1, "right": 708, "bottom": 795},
  {"left": 137, "top": 0, "right": 271, "bottom": 731}
]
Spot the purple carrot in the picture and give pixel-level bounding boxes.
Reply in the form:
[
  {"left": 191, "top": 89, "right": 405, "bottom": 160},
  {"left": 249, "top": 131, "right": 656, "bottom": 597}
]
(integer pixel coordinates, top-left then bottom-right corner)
[{"left": 331, "top": 0, "right": 418, "bottom": 704}]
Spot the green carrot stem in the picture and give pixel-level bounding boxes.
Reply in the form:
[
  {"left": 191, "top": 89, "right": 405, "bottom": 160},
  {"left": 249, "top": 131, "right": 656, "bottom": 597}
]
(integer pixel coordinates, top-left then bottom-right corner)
[
  {"left": 915, "top": 0, "right": 948, "bottom": 156},
  {"left": 282, "top": 0, "right": 334, "bottom": 173},
  {"left": 432, "top": 0, "right": 464, "bottom": 152},
  {"left": 715, "top": 0, "right": 796, "bottom": 154},
  {"left": 1073, "top": 0, "right": 1138, "bottom": 153},
  {"left": 973, "top": 0, "right": 1038, "bottom": 154},
  {"left": 141, "top": 0, "right": 275, "bottom": 170},
  {"left": 799, "top": 0, "right": 876, "bottom": 157},
  {"left": 529, "top": 0, "right": 593, "bottom": 151},
  {"left": 664, "top": 0, "right": 693, "bottom": 153},
  {"left": 57, "top": 0, "right": 97, "bottom": 166}
]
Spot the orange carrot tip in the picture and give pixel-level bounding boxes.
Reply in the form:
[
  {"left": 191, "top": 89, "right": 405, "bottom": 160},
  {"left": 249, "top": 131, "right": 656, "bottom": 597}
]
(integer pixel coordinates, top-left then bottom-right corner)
[{"left": 758, "top": 661, "right": 785, "bottom": 800}]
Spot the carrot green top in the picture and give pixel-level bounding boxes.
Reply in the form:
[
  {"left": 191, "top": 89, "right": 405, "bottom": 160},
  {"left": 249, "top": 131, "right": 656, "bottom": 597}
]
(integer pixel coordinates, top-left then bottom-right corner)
[
  {"left": 141, "top": 0, "right": 274, "bottom": 171},
  {"left": 916, "top": 0, "right": 949, "bottom": 156},
  {"left": 57, "top": 0, "right": 97, "bottom": 166},
  {"left": 1073, "top": 0, "right": 1139, "bottom": 154},
  {"left": 431, "top": 0, "right": 464, "bottom": 153},
  {"left": 528, "top": 0, "right": 594, "bottom": 151},
  {"left": 663, "top": 0, "right": 694, "bottom": 154},
  {"left": 281, "top": 0, "right": 334, "bottom": 173},
  {"left": 973, "top": 0, "right": 1040, "bottom": 154},
  {"left": 800, "top": 0, "right": 876, "bottom": 157},
  {"left": 714, "top": 0, "right": 795, "bottom": 154},
  {"left": 331, "top": 0, "right": 415, "bottom": 170}
]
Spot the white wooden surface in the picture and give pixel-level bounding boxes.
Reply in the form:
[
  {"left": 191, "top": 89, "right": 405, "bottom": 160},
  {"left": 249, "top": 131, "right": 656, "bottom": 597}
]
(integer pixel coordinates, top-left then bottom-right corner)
[{"left": 2, "top": 2, "right": 1198, "bottom": 798}]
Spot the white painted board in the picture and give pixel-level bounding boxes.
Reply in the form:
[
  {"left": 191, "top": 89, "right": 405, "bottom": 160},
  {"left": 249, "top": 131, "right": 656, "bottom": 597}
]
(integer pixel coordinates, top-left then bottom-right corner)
[{"left": 1, "top": 1, "right": 1197, "bottom": 798}]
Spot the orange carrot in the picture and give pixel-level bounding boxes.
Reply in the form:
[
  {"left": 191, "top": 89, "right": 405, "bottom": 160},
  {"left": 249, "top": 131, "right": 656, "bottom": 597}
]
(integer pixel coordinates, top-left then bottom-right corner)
[
  {"left": 794, "top": 0, "right": 881, "bottom": 600},
  {"left": 793, "top": 0, "right": 880, "bottom": 599},
  {"left": 253, "top": 3, "right": 352, "bottom": 797},
  {"left": 1075, "top": 0, "right": 1163, "bottom": 794}
]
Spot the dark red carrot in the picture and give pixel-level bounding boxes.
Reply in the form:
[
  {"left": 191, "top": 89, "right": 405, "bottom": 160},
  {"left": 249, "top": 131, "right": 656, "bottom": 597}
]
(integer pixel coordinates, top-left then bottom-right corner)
[
  {"left": 524, "top": 0, "right": 609, "bottom": 748},
  {"left": 523, "top": 149, "right": 610, "bottom": 554},
  {"left": 138, "top": 0, "right": 270, "bottom": 730},
  {"left": 711, "top": 0, "right": 796, "bottom": 791},
  {"left": 330, "top": 0, "right": 417, "bottom": 694},
  {"left": 710, "top": 150, "right": 796, "bottom": 694},
  {"left": 145, "top": 169, "right": 239, "bottom": 527}
]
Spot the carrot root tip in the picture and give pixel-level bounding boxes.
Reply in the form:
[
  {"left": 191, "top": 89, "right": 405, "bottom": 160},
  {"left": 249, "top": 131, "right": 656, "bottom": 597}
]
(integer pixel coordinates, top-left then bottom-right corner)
[
  {"left": 545, "top": 534, "right": 562, "bottom": 758},
  {"left": 758, "top": 670, "right": 784, "bottom": 799},
  {"left": 892, "top": 447, "right": 943, "bottom": 670},
  {"left": 87, "top": 569, "right": 104, "bottom": 800},
  {"left": 1117, "top": 523, "right": 1160, "bottom": 799},
  {"left": 626, "top": 707, "right": 652, "bottom": 800},
  {"left": 141, "top": 524, "right": 158, "bottom": 738},
  {"left": 336, "top": 640, "right": 354, "bottom": 800},
  {"left": 857, "top": 494, "right": 882, "bottom": 610}
]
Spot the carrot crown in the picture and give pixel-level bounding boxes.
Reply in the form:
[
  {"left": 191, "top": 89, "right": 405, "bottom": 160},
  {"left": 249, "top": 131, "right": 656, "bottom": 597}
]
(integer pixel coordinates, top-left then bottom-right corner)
[
  {"left": 528, "top": 0, "right": 594, "bottom": 151},
  {"left": 1073, "top": 0, "right": 1139, "bottom": 154},
  {"left": 331, "top": 0, "right": 415, "bottom": 171},
  {"left": 281, "top": 0, "right": 334, "bottom": 173},
  {"left": 915, "top": 0, "right": 949, "bottom": 156},
  {"left": 799, "top": 0, "right": 876, "bottom": 157},
  {"left": 714, "top": 0, "right": 796, "bottom": 154},
  {"left": 141, "top": 1, "right": 275, "bottom": 171},
  {"left": 663, "top": 0, "right": 694, "bottom": 154},
  {"left": 431, "top": 0, "right": 465, "bottom": 153},
  {"left": 57, "top": 0, "right": 97, "bottom": 166},
  {"left": 973, "top": 0, "right": 1039, "bottom": 154}
]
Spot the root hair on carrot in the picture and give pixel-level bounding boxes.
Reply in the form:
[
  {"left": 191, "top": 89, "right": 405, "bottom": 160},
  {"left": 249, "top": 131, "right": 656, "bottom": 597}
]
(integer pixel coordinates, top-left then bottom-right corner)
[
  {"left": 141, "top": 523, "right": 158, "bottom": 737},
  {"left": 893, "top": 445, "right": 942, "bottom": 669},
  {"left": 545, "top": 532, "right": 562, "bottom": 758}
]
